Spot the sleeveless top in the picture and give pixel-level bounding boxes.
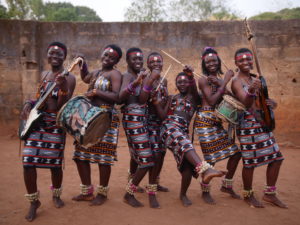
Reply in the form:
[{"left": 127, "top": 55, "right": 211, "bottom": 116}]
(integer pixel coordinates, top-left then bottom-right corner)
[
  {"left": 94, "top": 75, "right": 112, "bottom": 92},
  {"left": 168, "top": 94, "right": 195, "bottom": 118}
]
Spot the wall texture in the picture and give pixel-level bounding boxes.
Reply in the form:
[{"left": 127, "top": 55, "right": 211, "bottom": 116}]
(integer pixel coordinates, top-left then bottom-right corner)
[{"left": 0, "top": 19, "right": 299, "bottom": 135}]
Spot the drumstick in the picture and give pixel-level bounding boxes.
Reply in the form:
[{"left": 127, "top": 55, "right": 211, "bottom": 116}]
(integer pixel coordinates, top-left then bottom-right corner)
[
  {"left": 161, "top": 50, "right": 204, "bottom": 78},
  {"left": 221, "top": 59, "right": 229, "bottom": 71},
  {"left": 156, "top": 64, "right": 172, "bottom": 91}
]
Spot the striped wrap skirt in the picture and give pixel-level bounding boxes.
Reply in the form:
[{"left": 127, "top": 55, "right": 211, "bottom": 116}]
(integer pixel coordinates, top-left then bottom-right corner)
[
  {"left": 73, "top": 108, "right": 120, "bottom": 166},
  {"left": 194, "top": 108, "right": 240, "bottom": 164},
  {"left": 237, "top": 110, "right": 284, "bottom": 168},
  {"left": 22, "top": 111, "right": 66, "bottom": 168}
]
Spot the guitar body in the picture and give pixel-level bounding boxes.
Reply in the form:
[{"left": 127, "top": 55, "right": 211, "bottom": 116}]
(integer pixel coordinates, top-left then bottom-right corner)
[
  {"left": 19, "top": 107, "right": 43, "bottom": 140},
  {"left": 259, "top": 76, "right": 275, "bottom": 131}
]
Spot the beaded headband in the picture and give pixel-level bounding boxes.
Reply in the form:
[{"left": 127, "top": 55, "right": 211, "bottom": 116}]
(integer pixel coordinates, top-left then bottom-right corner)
[
  {"left": 202, "top": 53, "right": 218, "bottom": 60},
  {"left": 235, "top": 53, "right": 253, "bottom": 61},
  {"left": 128, "top": 51, "right": 143, "bottom": 57},
  {"left": 147, "top": 55, "right": 162, "bottom": 63},
  {"left": 47, "top": 45, "right": 66, "bottom": 55},
  {"left": 104, "top": 47, "right": 119, "bottom": 58}
]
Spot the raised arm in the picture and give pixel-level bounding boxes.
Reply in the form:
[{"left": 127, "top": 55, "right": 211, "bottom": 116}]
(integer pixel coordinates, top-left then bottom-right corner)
[
  {"left": 231, "top": 76, "right": 261, "bottom": 108},
  {"left": 199, "top": 70, "right": 234, "bottom": 106}
]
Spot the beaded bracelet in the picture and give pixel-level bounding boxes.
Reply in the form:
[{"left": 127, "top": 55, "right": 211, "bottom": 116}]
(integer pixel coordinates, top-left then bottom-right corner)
[
  {"left": 126, "top": 82, "right": 135, "bottom": 94},
  {"left": 25, "top": 99, "right": 36, "bottom": 107},
  {"left": 59, "top": 89, "right": 69, "bottom": 96},
  {"left": 246, "top": 90, "right": 256, "bottom": 98},
  {"left": 143, "top": 84, "right": 153, "bottom": 93}
]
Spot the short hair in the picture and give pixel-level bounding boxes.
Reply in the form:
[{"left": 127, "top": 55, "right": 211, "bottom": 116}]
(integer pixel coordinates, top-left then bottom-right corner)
[
  {"left": 47, "top": 41, "right": 67, "bottom": 58},
  {"left": 201, "top": 47, "right": 223, "bottom": 76},
  {"left": 105, "top": 44, "right": 122, "bottom": 63},
  {"left": 234, "top": 48, "right": 252, "bottom": 59},
  {"left": 147, "top": 52, "right": 163, "bottom": 62},
  {"left": 126, "top": 47, "right": 143, "bottom": 60}
]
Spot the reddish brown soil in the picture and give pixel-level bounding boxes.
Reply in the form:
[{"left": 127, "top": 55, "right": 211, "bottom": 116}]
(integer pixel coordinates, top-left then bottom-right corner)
[{"left": 0, "top": 122, "right": 299, "bottom": 225}]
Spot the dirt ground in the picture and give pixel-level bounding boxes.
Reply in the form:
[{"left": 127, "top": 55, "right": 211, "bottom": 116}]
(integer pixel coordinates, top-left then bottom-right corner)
[{"left": 0, "top": 122, "right": 299, "bottom": 225}]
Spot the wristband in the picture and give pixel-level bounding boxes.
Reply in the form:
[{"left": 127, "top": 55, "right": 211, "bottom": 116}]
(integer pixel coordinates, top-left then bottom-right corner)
[
  {"left": 143, "top": 84, "right": 153, "bottom": 93},
  {"left": 126, "top": 82, "right": 135, "bottom": 94},
  {"left": 59, "top": 89, "right": 69, "bottom": 96},
  {"left": 246, "top": 90, "right": 256, "bottom": 98}
]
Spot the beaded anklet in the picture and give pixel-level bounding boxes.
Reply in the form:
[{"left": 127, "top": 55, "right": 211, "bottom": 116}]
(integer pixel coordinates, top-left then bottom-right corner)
[
  {"left": 201, "top": 182, "right": 211, "bottom": 193},
  {"left": 222, "top": 178, "right": 233, "bottom": 189},
  {"left": 96, "top": 185, "right": 109, "bottom": 197},
  {"left": 264, "top": 185, "right": 277, "bottom": 195},
  {"left": 50, "top": 185, "right": 63, "bottom": 197},
  {"left": 243, "top": 189, "right": 254, "bottom": 198},
  {"left": 194, "top": 161, "right": 213, "bottom": 174},
  {"left": 126, "top": 180, "right": 138, "bottom": 195},
  {"left": 80, "top": 184, "right": 94, "bottom": 196},
  {"left": 146, "top": 184, "right": 158, "bottom": 195},
  {"left": 25, "top": 191, "right": 40, "bottom": 202}
]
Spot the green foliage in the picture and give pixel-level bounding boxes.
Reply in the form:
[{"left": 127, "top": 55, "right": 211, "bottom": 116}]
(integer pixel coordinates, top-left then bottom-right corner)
[
  {"left": 3, "top": 0, "right": 102, "bottom": 21},
  {"left": 250, "top": 7, "right": 300, "bottom": 20},
  {"left": 125, "top": 0, "right": 238, "bottom": 22},
  {"left": 0, "top": 4, "right": 9, "bottom": 19},
  {"left": 125, "top": 0, "right": 166, "bottom": 22}
]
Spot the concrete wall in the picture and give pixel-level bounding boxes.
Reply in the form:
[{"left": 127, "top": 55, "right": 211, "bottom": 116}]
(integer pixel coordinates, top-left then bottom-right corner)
[{"left": 0, "top": 19, "right": 299, "bottom": 136}]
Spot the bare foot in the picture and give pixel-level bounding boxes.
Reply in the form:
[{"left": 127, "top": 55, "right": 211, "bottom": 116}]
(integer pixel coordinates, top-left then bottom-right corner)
[
  {"left": 149, "top": 195, "right": 160, "bottom": 208},
  {"left": 72, "top": 194, "right": 94, "bottom": 201},
  {"left": 220, "top": 186, "right": 242, "bottom": 199},
  {"left": 202, "top": 168, "right": 226, "bottom": 184},
  {"left": 90, "top": 194, "right": 107, "bottom": 206},
  {"left": 202, "top": 192, "right": 216, "bottom": 205},
  {"left": 262, "top": 194, "right": 288, "bottom": 209},
  {"left": 53, "top": 196, "right": 65, "bottom": 208},
  {"left": 244, "top": 195, "right": 264, "bottom": 208},
  {"left": 180, "top": 194, "right": 192, "bottom": 207},
  {"left": 137, "top": 186, "right": 145, "bottom": 193},
  {"left": 25, "top": 200, "right": 41, "bottom": 222},
  {"left": 123, "top": 193, "right": 144, "bottom": 208},
  {"left": 157, "top": 184, "right": 169, "bottom": 192}
]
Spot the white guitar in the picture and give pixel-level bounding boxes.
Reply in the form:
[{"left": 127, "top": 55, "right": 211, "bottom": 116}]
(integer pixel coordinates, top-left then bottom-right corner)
[{"left": 19, "top": 58, "right": 82, "bottom": 140}]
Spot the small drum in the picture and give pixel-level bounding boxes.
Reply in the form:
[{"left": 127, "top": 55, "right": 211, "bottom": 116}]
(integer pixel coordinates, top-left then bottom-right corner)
[
  {"left": 215, "top": 95, "right": 246, "bottom": 124},
  {"left": 56, "top": 95, "right": 111, "bottom": 147}
]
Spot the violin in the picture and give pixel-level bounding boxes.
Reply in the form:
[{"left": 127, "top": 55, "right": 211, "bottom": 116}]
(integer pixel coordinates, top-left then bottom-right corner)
[{"left": 244, "top": 18, "right": 275, "bottom": 131}]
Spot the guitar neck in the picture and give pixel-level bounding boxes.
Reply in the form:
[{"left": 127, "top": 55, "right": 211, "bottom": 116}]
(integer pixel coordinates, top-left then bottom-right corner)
[
  {"left": 35, "top": 70, "right": 69, "bottom": 110},
  {"left": 249, "top": 39, "right": 262, "bottom": 77}
]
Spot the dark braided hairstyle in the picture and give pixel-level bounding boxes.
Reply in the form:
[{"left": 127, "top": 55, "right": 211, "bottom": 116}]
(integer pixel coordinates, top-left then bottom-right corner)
[
  {"left": 201, "top": 47, "right": 223, "bottom": 76},
  {"left": 104, "top": 44, "right": 122, "bottom": 63}
]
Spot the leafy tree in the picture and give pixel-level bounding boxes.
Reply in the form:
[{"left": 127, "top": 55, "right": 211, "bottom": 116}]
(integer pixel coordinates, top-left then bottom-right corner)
[
  {"left": 0, "top": 3, "right": 10, "bottom": 19},
  {"left": 125, "top": 0, "right": 238, "bottom": 22},
  {"left": 250, "top": 7, "right": 300, "bottom": 20},
  {"left": 124, "top": 0, "right": 166, "bottom": 22},
  {"left": 5, "top": 0, "right": 30, "bottom": 19},
  {"left": 4, "top": 0, "right": 102, "bottom": 21},
  {"left": 168, "top": 0, "right": 238, "bottom": 21},
  {"left": 75, "top": 6, "right": 102, "bottom": 22}
]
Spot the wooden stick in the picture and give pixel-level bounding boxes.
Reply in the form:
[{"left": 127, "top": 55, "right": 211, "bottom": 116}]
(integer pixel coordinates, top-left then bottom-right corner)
[
  {"left": 156, "top": 64, "right": 172, "bottom": 91},
  {"left": 161, "top": 50, "right": 204, "bottom": 78},
  {"left": 221, "top": 59, "right": 229, "bottom": 71}
]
